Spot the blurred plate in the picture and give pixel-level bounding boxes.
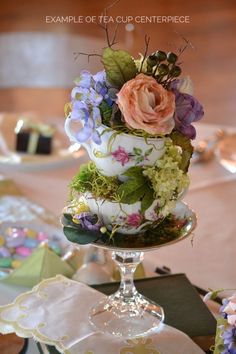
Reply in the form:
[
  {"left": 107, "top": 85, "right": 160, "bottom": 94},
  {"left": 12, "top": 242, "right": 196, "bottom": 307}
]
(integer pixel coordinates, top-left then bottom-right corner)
[
  {"left": 217, "top": 133, "right": 236, "bottom": 173},
  {"left": 0, "top": 144, "right": 83, "bottom": 171}
]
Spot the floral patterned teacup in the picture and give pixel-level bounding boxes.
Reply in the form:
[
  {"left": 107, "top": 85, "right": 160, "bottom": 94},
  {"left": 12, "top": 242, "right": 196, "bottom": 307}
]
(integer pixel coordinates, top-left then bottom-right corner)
[
  {"left": 65, "top": 119, "right": 165, "bottom": 177},
  {"left": 79, "top": 193, "right": 171, "bottom": 235}
]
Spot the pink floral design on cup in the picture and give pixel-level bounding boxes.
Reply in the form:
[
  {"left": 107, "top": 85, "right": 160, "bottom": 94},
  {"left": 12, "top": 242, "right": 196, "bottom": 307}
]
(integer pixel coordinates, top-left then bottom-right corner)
[
  {"left": 126, "top": 213, "right": 143, "bottom": 227},
  {"left": 112, "top": 146, "right": 130, "bottom": 166}
]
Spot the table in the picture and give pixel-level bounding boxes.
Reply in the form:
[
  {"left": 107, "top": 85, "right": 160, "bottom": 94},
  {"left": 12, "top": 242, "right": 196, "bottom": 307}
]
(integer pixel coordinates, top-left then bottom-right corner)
[{"left": 0, "top": 122, "right": 235, "bottom": 353}]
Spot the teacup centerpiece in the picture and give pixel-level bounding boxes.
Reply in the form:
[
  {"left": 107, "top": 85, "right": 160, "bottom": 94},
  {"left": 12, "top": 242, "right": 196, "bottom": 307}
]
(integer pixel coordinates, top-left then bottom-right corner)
[
  {"left": 64, "top": 43, "right": 204, "bottom": 236},
  {"left": 62, "top": 18, "right": 204, "bottom": 338}
]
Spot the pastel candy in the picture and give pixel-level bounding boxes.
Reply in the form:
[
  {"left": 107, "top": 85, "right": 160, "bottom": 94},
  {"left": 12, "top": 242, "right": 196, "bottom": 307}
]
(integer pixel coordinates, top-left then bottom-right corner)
[
  {"left": 0, "top": 257, "right": 12, "bottom": 268},
  {"left": 24, "top": 229, "right": 34, "bottom": 237},
  {"left": 0, "top": 236, "right": 5, "bottom": 247},
  {"left": 8, "top": 247, "right": 15, "bottom": 254},
  {"left": 9, "top": 228, "right": 26, "bottom": 238},
  {"left": 12, "top": 254, "right": 25, "bottom": 260},
  {"left": 0, "top": 246, "right": 11, "bottom": 258},
  {"left": 6, "top": 235, "right": 25, "bottom": 248},
  {"left": 24, "top": 238, "right": 39, "bottom": 249},
  {"left": 15, "top": 246, "right": 32, "bottom": 257},
  {"left": 37, "top": 232, "right": 48, "bottom": 242},
  {"left": 24, "top": 228, "right": 37, "bottom": 238},
  {"left": 11, "top": 260, "right": 22, "bottom": 269}
]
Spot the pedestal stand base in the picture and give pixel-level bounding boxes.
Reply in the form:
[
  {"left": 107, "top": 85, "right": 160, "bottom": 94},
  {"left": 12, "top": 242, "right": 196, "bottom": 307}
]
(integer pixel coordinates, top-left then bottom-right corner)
[{"left": 89, "top": 290, "right": 164, "bottom": 337}]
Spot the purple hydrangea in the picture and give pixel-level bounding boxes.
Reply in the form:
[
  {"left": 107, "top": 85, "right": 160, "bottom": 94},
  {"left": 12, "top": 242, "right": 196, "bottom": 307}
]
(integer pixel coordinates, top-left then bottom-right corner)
[
  {"left": 170, "top": 81, "right": 204, "bottom": 139},
  {"left": 70, "top": 70, "right": 114, "bottom": 144},
  {"left": 173, "top": 90, "right": 204, "bottom": 139},
  {"left": 73, "top": 212, "right": 102, "bottom": 232}
]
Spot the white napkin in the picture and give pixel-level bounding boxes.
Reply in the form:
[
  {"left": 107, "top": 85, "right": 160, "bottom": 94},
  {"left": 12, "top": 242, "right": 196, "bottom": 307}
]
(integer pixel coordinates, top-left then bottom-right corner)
[{"left": 0, "top": 275, "right": 204, "bottom": 354}]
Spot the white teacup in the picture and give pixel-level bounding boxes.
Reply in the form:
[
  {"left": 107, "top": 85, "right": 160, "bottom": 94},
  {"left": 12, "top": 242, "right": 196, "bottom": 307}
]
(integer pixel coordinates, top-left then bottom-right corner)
[
  {"left": 65, "top": 117, "right": 165, "bottom": 177},
  {"left": 80, "top": 194, "right": 167, "bottom": 235}
]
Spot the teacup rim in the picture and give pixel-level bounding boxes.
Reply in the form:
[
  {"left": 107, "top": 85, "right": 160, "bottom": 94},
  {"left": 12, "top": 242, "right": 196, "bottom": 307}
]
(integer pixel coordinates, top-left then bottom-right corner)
[{"left": 98, "top": 124, "right": 166, "bottom": 142}]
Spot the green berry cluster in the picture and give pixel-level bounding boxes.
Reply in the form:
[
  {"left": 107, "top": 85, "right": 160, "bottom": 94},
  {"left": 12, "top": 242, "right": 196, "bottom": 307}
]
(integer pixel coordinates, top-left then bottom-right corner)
[{"left": 146, "top": 51, "right": 181, "bottom": 87}]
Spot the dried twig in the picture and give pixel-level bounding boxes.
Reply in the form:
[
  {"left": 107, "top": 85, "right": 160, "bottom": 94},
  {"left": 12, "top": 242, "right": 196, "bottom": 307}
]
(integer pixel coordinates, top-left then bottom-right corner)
[
  {"left": 139, "top": 35, "right": 150, "bottom": 73},
  {"left": 110, "top": 22, "right": 119, "bottom": 47},
  {"left": 105, "top": 0, "right": 121, "bottom": 11},
  {"left": 73, "top": 52, "right": 102, "bottom": 62},
  {"left": 174, "top": 31, "right": 194, "bottom": 58},
  {"left": 97, "top": 0, "right": 121, "bottom": 48}
]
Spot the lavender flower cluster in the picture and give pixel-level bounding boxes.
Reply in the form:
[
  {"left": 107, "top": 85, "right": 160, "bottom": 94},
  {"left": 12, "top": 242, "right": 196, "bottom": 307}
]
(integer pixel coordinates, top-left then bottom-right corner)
[
  {"left": 219, "top": 299, "right": 236, "bottom": 354},
  {"left": 70, "top": 70, "right": 113, "bottom": 144}
]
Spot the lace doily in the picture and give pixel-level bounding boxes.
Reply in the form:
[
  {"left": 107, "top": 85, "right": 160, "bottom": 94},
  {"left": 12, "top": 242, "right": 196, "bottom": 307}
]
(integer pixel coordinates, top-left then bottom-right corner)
[{"left": 0, "top": 275, "right": 204, "bottom": 354}]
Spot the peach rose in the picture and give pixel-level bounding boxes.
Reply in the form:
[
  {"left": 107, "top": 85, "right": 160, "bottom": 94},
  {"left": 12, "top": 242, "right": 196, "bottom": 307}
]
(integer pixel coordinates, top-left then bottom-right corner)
[{"left": 116, "top": 73, "right": 175, "bottom": 135}]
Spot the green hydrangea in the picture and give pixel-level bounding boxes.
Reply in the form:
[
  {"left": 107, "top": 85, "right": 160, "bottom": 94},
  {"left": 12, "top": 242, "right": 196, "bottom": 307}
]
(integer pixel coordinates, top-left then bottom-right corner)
[{"left": 143, "top": 138, "right": 190, "bottom": 215}]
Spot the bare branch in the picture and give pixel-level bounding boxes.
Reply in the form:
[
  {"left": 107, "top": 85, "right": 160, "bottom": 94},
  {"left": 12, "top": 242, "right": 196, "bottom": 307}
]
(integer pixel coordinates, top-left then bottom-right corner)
[
  {"left": 139, "top": 35, "right": 150, "bottom": 73},
  {"left": 110, "top": 22, "right": 119, "bottom": 46},
  {"left": 96, "top": 0, "right": 121, "bottom": 48},
  {"left": 174, "top": 31, "right": 195, "bottom": 58},
  {"left": 106, "top": 0, "right": 121, "bottom": 11},
  {"left": 73, "top": 52, "right": 102, "bottom": 62}
]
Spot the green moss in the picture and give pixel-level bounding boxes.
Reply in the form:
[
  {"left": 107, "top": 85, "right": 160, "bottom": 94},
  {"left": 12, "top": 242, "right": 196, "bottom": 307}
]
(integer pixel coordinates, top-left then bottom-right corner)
[{"left": 70, "top": 162, "right": 121, "bottom": 200}]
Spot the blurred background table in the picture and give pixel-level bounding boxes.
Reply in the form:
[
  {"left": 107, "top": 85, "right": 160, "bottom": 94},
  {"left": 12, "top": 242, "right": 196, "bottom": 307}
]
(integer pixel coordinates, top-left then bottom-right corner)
[{"left": 0, "top": 1, "right": 235, "bottom": 352}]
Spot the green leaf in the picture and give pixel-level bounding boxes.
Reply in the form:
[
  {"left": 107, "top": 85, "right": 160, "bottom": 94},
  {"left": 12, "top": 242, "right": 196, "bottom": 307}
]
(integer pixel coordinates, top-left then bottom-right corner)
[
  {"left": 99, "top": 100, "right": 112, "bottom": 126},
  {"left": 145, "top": 147, "right": 153, "bottom": 156},
  {"left": 117, "top": 177, "right": 145, "bottom": 204},
  {"left": 170, "top": 131, "right": 194, "bottom": 172},
  {"left": 102, "top": 47, "right": 138, "bottom": 89},
  {"left": 141, "top": 186, "right": 155, "bottom": 213},
  {"left": 61, "top": 214, "right": 76, "bottom": 228},
  {"left": 135, "top": 156, "right": 144, "bottom": 164},
  {"left": 118, "top": 166, "right": 155, "bottom": 210},
  {"left": 133, "top": 147, "right": 142, "bottom": 156},
  {"left": 63, "top": 226, "right": 100, "bottom": 245},
  {"left": 123, "top": 166, "right": 144, "bottom": 178}
]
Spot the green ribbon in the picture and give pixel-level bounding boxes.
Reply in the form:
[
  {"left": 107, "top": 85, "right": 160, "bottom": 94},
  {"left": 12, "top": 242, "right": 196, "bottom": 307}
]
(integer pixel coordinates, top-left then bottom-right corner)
[{"left": 15, "top": 119, "right": 55, "bottom": 137}]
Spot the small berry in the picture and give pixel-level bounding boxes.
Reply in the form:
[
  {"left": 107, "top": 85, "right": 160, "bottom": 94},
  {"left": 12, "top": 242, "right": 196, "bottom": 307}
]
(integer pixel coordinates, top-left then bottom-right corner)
[
  {"left": 170, "top": 65, "right": 182, "bottom": 77},
  {"left": 155, "top": 51, "right": 167, "bottom": 61},
  {"left": 158, "top": 63, "right": 169, "bottom": 76},
  {"left": 167, "top": 52, "right": 178, "bottom": 64},
  {"left": 100, "top": 226, "right": 107, "bottom": 234}
]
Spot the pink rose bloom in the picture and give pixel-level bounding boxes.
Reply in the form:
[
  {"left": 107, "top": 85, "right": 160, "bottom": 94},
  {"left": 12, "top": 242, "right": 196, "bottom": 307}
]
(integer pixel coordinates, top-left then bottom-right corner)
[
  {"left": 126, "top": 213, "right": 143, "bottom": 227},
  {"left": 116, "top": 73, "right": 175, "bottom": 135},
  {"left": 224, "top": 293, "right": 236, "bottom": 326},
  {"left": 112, "top": 146, "right": 130, "bottom": 166}
]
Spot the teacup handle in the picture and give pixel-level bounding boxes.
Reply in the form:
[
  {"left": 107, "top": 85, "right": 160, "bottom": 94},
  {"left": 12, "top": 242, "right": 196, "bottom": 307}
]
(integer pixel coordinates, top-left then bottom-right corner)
[{"left": 64, "top": 116, "right": 92, "bottom": 158}]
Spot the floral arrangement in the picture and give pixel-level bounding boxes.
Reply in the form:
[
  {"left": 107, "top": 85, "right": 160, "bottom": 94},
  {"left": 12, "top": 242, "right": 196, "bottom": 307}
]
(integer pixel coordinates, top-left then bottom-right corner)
[
  {"left": 204, "top": 290, "right": 236, "bottom": 353},
  {"left": 66, "top": 47, "right": 204, "bottom": 143},
  {"left": 63, "top": 29, "right": 204, "bottom": 243}
]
